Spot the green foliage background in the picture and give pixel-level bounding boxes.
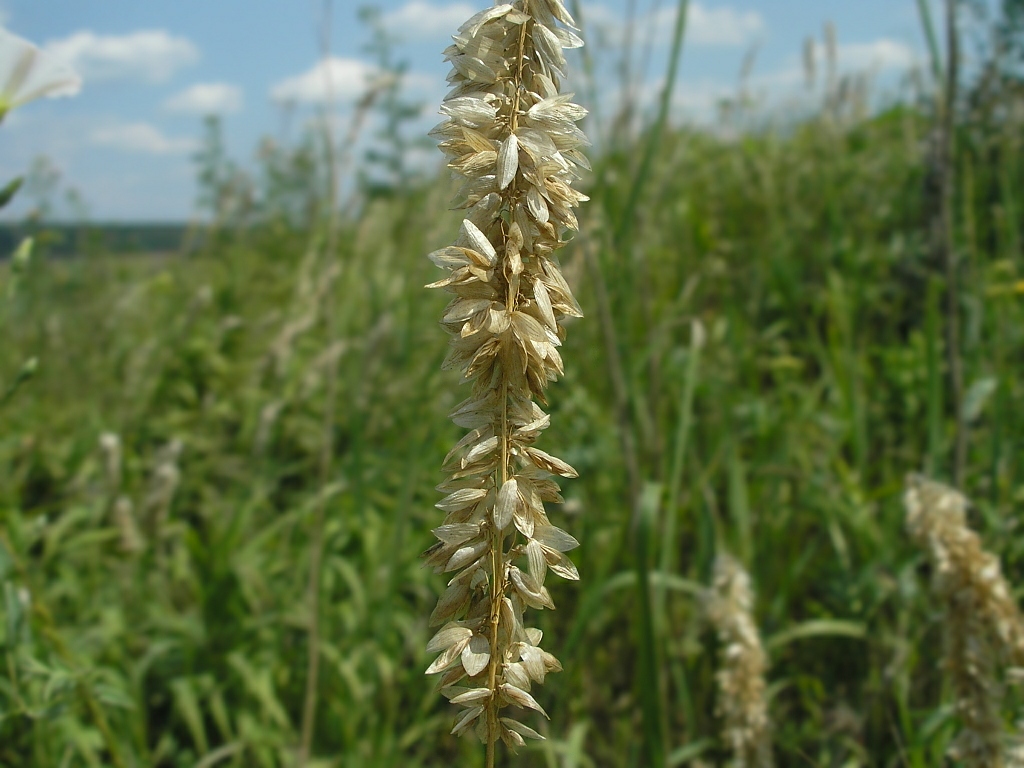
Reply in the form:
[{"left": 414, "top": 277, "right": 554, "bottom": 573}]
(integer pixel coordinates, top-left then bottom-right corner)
[{"left": 2, "top": 34, "right": 1024, "bottom": 768}]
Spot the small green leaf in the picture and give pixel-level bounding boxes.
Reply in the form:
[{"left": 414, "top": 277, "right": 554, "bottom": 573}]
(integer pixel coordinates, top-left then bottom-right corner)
[
  {"left": 765, "top": 619, "right": 866, "bottom": 651},
  {"left": 4, "top": 581, "right": 23, "bottom": 645},
  {"left": 963, "top": 377, "right": 998, "bottom": 422},
  {"left": 12, "top": 237, "right": 33, "bottom": 270},
  {"left": 0, "top": 177, "right": 23, "bottom": 209}
]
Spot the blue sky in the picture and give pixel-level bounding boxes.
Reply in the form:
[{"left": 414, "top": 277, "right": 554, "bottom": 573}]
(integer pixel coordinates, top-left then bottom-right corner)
[{"left": 0, "top": 0, "right": 952, "bottom": 221}]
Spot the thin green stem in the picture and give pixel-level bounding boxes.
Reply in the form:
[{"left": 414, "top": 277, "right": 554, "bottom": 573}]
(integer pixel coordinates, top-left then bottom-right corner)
[
  {"left": 915, "top": 0, "right": 944, "bottom": 84},
  {"left": 298, "top": 1, "right": 343, "bottom": 764},
  {"left": 614, "top": 0, "right": 690, "bottom": 251},
  {"left": 941, "top": 0, "right": 965, "bottom": 487}
]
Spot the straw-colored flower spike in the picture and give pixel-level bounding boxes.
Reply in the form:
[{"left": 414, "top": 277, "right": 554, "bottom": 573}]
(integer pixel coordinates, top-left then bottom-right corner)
[
  {"left": 0, "top": 27, "right": 81, "bottom": 121},
  {"left": 706, "top": 553, "right": 774, "bottom": 768},
  {"left": 422, "top": 0, "right": 588, "bottom": 761},
  {"left": 904, "top": 474, "right": 1024, "bottom": 768}
]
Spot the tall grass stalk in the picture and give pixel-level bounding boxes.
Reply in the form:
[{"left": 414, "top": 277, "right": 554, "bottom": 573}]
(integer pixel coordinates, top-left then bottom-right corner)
[
  {"left": 941, "top": 0, "right": 966, "bottom": 488},
  {"left": 422, "top": 0, "right": 589, "bottom": 763},
  {"left": 613, "top": 0, "right": 689, "bottom": 252},
  {"left": 921, "top": 0, "right": 966, "bottom": 485},
  {"left": 298, "top": 2, "right": 344, "bottom": 763},
  {"left": 914, "top": 0, "right": 944, "bottom": 84}
]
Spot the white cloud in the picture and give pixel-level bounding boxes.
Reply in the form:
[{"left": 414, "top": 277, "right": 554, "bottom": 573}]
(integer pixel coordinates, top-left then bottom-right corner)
[
  {"left": 589, "top": 2, "right": 764, "bottom": 48},
  {"left": 270, "top": 57, "right": 383, "bottom": 104},
  {"left": 757, "top": 38, "right": 918, "bottom": 92},
  {"left": 45, "top": 30, "right": 199, "bottom": 84},
  {"left": 381, "top": 0, "right": 476, "bottom": 38},
  {"left": 163, "top": 82, "right": 243, "bottom": 114},
  {"left": 684, "top": 3, "right": 764, "bottom": 46},
  {"left": 832, "top": 39, "right": 916, "bottom": 72},
  {"left": 91, "top": 122, "right": 196, "bottom": 154}
]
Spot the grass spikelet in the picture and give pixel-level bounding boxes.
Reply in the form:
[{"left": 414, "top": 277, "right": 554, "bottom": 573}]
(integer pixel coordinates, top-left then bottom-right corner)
[
  {"left": 422, "top": 0, "right": 588, "bottom": 761},
  {"left": 904, "top": 474, "right": 1024, "bottom": 766},
  {"left": 706, "top": 553, "right": 774, "bottom": 768}
]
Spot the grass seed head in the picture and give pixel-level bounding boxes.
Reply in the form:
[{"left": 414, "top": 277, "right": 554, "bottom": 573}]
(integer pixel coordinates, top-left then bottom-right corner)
[
  {"left": 904, "top": 474, "right": 1024, "bottom": 767},
  {"left": 423, "top": 0, "right": 588, "bottom": 755},
  {"left": 707, "top": 553, "right": 774, "bottom": 768}
]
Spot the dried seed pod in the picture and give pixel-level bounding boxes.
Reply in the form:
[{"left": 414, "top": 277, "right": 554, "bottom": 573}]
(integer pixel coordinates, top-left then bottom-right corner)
[
  {"left": 424, "top": 0, "right": 588, "bottom": 759},
  {"left": 905, "top": 474, "right": 1024, "bottom": 767},
  {"left": 706, "top": 554, "right": 774, "bottom": 768}
]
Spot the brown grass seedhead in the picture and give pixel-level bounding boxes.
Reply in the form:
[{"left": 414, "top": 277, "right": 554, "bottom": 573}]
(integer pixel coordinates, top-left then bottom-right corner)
[
  {"left": 706, "top": 553, "right": 774, "bottom": 768},
  {"left": 904, "top": 473, "right": 1024, "bottom": 767},
  {"left": 422, "top": 0, "right": 588, "bottom": 758}
]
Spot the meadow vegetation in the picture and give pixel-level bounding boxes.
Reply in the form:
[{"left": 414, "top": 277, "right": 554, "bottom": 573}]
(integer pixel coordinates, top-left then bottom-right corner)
[{"left": 2, "top": 3, "right": 1024, "bottom": 766}]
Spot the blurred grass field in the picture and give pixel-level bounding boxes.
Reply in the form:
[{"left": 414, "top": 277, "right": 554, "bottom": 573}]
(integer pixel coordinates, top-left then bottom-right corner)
[{"left": 3, "top": 18, "right": 1024, "bottom": 767}]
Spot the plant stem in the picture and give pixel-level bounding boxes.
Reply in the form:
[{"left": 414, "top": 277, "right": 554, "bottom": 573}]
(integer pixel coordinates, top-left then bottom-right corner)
[
  {"left": 298, "top": 1, "right": 342, "bottom": 764},
  {"left": 915, "top": 0, "right": 944, "bottom": 84},
  {"left": 486, "top": 20, "right": 530, "bottom": 766},
  {"left": 614, "top": 0, "right": 690, "bottom": 251},
  {"left": 939, "top": 0, "right": 965, "bottom": 487}
]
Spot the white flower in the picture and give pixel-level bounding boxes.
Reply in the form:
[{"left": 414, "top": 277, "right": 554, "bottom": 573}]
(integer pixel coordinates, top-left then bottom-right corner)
[{"left": 0, "top": 27, "right": 81, "bottom": 118}]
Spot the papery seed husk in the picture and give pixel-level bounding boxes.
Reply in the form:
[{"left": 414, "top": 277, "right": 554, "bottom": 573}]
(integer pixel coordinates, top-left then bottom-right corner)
[
  {"left": 451, "top": 54, "right": 498, "bottom": 83},
  {"left": 526, "top": 538, "right": 547, "bottom": 585},
  {"left": 534, "top": 524, "right": 578, "bottom": 551},
  {"left": 459, "top": 218, "right": 497, "bottom": 264},
  {"left": 494, "top": 477, "right": 518, "bottom": 530},
  {"left": 501, "top": 683, "right": 549, "bottom": 717},
  {"left": 427, "top": 624, "right": 474, "bottom": 654},
  {"left": 545, "top": 549, "right": 580, "bottom": 580},
  {"left": 505, "top": 661, "right": 532, "bottom": 690},
  {"left": 441, "top": 96, "right": 497, "bottom": 125},
  {"left": 450, "top": 686, "right": 492, "bottom": 706},
  {"left": 433, "top": 523, "right": 483, "bottom": 546},
  {"left": 532, "top": 278, "right": 556, "bottom": 330},
  {"left": 462, "top": 634, "right": 491, "bottom": 677},
  {"left": 452, "top": 705, "right": 485, "bottom": 734},
  {"left": 504, "top": 728, "right": 526, "bottom": 749},
  {"left": 497, "top": 133, "right": 519, "bottom": 190},
  {"left": 524, "top": 446, "right": 578, "bottom": 477},
  {"left": 436, "top": 487, "right": 489, "bottom": 512},
  {"left": 459, "top": 3, "right": 513, "bottom": 35},
  {"left": 430, "top": 581, "right": 471, "bottom": 626},
  {"left": 520, "top": 643, "right": 547, "bottom": 682},
  {"left": 501, "top": 717, "right": 545, "bottom": 741},
  {"left": 426, "top": 639, "right": 470, "bottom": 675},
  {"left": 445, "top": 540, "right": 489, "bottom": 571}
]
